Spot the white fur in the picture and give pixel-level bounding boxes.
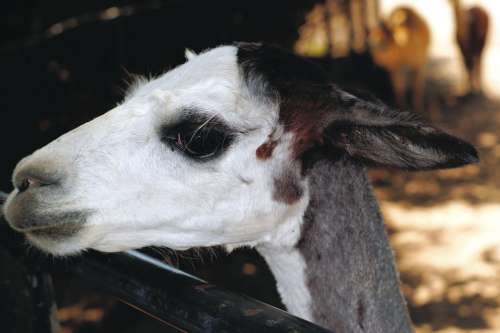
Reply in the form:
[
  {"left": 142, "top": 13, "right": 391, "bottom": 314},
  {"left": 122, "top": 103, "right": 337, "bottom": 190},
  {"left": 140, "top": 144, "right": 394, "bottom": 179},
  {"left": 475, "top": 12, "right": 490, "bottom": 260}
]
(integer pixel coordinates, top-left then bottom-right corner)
[
  {"left": 3, "top": 46, "right": 305, "bottom": 258},
  {"left": 1, "top": 44, "right": 322, "bottom": 322},
  {"left": 256, "top": 194, "right": 313, "bottom": 322},
  {"left": 258, "top": 246, "right": 313, "bottom": 322}
]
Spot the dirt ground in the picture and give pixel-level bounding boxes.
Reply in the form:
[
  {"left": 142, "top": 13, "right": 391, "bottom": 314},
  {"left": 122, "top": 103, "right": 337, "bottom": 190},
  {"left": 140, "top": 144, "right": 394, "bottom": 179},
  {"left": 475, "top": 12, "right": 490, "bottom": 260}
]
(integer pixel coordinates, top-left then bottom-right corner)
[{"left": 371, "top": 94, "right": 500, "bottom": 332}]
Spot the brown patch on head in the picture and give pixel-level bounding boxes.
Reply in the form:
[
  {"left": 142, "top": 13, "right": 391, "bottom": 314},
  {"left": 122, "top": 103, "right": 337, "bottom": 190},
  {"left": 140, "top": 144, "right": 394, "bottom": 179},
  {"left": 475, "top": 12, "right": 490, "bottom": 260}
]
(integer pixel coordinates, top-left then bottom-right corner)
[
  {"left": 256, "top": 138, "right": 278, "bottom": 160},
  {"left": 272, "top": 168, "right": 304, "bottom": 204},
  {"left": 279, "top": 94, "right": 331, "bottom": 159},
  {"left": 237, "top": 43, "right": 336, "bottom": 162}
]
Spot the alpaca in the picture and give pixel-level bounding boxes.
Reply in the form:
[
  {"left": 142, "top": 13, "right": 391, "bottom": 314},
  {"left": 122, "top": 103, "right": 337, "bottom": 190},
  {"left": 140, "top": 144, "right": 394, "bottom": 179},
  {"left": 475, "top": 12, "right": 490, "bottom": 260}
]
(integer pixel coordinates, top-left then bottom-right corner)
[
  {"left": 2, "top": 43, "right": 478, "bottom": 332},
  {"left": 449, "top": 0, "right": 489, "bottom": 94},
  {"left": 369, "top": 7, "right": 430, "bottom": 112}
]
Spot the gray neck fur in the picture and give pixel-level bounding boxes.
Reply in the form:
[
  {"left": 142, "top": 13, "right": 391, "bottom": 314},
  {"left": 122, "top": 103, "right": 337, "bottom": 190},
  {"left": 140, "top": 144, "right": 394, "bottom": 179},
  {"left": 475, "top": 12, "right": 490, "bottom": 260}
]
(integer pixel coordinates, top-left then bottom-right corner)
[
  {"left": 298, "top": 157, "right": 413, "bottom": 332},
  {"left": 260, "top": 156, "right": 414, "bottom": 332}
]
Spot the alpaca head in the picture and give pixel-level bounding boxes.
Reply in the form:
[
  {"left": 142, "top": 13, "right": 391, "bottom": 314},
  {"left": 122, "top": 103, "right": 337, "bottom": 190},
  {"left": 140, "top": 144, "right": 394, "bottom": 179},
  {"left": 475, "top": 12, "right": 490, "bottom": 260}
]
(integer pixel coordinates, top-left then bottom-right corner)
[{"left": 2, "top": 43, "right": 478, "bottom": 256}]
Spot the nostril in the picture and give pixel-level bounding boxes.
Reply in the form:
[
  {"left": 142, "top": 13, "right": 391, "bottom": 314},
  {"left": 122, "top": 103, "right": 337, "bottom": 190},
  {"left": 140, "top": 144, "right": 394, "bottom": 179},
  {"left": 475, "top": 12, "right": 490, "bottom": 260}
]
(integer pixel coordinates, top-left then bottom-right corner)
[
  {"left": 18, "top": 178, "right": 31, "bottom": 192},
  {"left": 16, "top": 175, "right": 56, "bottom": 193},
  {"left": 14, "top": 163, "right": 63, "bottom": 194}
]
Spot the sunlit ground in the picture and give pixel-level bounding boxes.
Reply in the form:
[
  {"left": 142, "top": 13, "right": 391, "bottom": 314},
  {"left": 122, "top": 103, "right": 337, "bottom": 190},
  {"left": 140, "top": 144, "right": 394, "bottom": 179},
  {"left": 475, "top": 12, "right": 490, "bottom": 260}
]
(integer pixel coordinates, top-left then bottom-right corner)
[
  {"left": 369, "top": 4, "right": 500, "bottom": 328},
  {"left": 383, "top": 202, "right": 500, "bottom": 333},
  {"left": 372, "top": 94, "right": 500, "bottom": 331}
]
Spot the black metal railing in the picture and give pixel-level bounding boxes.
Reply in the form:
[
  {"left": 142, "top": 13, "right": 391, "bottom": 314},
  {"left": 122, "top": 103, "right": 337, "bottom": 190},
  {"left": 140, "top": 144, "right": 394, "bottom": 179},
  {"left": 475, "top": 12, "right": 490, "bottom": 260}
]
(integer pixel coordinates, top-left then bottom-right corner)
[
  {"left": 0, "top": 191, "right": 332, "bottom": 333},
  {"left": 63, "top": 250, "right": 332, "bottom": 332}
]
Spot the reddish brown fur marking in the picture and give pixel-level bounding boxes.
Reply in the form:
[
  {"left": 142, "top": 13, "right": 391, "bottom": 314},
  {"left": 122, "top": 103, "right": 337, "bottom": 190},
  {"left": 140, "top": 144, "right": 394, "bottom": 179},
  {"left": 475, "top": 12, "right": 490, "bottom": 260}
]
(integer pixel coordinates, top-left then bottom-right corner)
[
  {"left": 279, "top": 93, "right": 332, "bottom": 159},
  {"left": 256, "top": 139, "right": 278, "bottom": 160},
  {"left": 237, "top": 43, "right": 333, "bottom": 161},
  {"left": 272, "top": 169, "right": 304, "bottom": 204}
]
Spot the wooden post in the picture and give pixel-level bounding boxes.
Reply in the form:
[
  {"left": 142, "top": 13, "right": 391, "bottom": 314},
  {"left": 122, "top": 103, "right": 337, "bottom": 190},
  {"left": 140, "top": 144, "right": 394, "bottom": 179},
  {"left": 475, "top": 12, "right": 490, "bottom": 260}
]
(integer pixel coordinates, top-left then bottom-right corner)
[{"left": 350, "top": 0, "right": 367, "bottom": 53}]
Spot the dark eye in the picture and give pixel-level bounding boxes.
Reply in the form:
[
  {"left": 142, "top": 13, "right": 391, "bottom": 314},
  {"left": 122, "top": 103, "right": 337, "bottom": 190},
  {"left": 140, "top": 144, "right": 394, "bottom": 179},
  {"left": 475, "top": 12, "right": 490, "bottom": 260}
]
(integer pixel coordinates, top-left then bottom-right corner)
[{"left": 161, "top": 116, "right": 234, "bottom": 161}]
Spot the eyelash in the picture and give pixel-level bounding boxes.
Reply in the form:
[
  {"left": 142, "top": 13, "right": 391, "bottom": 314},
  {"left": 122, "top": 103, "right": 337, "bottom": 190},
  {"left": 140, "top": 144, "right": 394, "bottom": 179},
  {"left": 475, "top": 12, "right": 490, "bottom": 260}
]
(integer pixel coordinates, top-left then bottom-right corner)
[{"left": 161, "top": 117, "right": 234, "bottom": 161}]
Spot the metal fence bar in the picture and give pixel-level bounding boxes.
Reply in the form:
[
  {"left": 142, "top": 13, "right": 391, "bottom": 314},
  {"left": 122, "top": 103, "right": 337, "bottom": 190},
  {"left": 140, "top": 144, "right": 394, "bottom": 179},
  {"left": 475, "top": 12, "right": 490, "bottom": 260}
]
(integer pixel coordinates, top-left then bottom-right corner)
[
  {"left": 1, "top": 190, "right": 332, "bottom": 333},
  {"left": 62, "top": 250, "right": 332, "bottom": 333}
]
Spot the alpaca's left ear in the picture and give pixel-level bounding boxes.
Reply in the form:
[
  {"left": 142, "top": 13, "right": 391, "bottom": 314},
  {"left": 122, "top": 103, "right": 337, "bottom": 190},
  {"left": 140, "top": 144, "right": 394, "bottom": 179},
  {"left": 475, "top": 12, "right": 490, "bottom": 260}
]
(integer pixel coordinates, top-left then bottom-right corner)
[{"left": 321, "top": 94, "right": 479, "bottom": 170}]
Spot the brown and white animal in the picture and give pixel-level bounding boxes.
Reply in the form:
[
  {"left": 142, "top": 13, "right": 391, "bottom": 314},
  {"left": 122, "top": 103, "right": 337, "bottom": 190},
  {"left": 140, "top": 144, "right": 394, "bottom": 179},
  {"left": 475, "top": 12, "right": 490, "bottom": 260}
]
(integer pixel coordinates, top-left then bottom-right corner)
[
  {"left": 2, "top": 43, "right": 478, "bottom": 332},
  {"left": 369, "top": 6, "right": 431, "bottom": 112},
  {"left": 449, "top": 0, "right": 489, "bottom": 94}
]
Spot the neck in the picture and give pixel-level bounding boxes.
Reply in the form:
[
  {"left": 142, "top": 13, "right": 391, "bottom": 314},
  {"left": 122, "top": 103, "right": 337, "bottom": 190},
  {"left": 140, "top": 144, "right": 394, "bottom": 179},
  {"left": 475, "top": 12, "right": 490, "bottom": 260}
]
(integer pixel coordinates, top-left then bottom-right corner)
[{"left": 258, "top": 157, "right": 412, "bottom": 332}]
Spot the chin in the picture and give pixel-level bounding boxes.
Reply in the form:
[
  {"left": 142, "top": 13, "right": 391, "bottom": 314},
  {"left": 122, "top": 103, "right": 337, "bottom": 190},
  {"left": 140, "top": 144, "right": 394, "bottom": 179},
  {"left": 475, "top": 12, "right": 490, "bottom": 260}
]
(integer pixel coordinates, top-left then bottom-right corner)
[{"left": 25, "top": 233, "right": 87, "bottom": 256}]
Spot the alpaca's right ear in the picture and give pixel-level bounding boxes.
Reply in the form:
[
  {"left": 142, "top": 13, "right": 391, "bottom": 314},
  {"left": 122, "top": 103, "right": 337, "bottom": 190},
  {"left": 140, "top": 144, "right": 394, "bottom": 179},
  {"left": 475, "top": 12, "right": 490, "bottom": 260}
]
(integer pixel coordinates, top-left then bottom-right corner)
[{"left": 320, "top": 93, "right": 479, "bottom": 170}]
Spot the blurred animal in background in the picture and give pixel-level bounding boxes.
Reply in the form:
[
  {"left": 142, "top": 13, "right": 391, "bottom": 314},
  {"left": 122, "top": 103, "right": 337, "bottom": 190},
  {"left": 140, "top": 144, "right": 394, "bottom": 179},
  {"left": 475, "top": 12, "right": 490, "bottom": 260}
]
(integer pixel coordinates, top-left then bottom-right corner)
[
  {"left": 449, "top": 0, "right": 489, "bottom": 94},
  {"left": 369, "top": 7, "right": 430, "bottom": 112}
]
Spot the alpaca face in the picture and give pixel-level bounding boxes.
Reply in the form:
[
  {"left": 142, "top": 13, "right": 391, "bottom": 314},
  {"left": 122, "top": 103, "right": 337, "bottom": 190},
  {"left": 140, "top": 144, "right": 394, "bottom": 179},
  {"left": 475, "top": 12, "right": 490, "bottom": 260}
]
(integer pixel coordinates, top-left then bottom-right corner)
[
  {"left": 2, "top": 43, "right": 478, "bottom": 256},
  {"left": 3, "top": 45, "right": 308, "bottom": 255}
]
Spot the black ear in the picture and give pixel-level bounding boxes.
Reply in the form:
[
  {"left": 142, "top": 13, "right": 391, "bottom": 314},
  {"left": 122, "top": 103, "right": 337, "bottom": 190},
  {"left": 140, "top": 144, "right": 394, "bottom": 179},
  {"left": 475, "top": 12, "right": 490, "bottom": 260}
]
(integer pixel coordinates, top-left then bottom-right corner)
[
  {"left": 235, "top": 42, "right": 478, "bottom": 170},
  {"left": 323, "top": 95, "right": 479, "bottom": 170}
]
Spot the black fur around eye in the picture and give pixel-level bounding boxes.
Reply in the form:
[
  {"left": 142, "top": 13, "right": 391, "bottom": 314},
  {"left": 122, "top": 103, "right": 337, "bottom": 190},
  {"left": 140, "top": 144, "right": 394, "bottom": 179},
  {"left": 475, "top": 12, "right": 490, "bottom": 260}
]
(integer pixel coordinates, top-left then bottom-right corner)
[{"left": 160, "top": 116, "right": 234, "bottom": 161}]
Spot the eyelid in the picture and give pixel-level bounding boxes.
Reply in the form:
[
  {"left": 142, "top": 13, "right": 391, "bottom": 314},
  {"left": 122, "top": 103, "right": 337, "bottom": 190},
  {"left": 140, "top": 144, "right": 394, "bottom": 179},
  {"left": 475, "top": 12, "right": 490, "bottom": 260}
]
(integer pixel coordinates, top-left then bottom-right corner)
[
  {"left": 184, "top": 115, "right": 217, "bottom": 146},
  {"left": 159, "top": 114, "right": 235, "bottom": 161}
]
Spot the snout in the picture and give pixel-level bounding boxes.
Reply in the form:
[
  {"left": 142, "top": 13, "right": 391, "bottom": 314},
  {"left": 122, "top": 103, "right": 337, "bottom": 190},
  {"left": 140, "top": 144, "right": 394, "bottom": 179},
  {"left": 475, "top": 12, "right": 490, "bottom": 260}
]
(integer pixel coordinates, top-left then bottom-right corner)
[
  {"left": 13, "top": 155, "right": 65, "bottom": 192},
  {"left": 3, "top": 157, "right": 90, "bottom": 248},
  {"left": 14, "top": 169, "right": 60, "bottom": 194}
]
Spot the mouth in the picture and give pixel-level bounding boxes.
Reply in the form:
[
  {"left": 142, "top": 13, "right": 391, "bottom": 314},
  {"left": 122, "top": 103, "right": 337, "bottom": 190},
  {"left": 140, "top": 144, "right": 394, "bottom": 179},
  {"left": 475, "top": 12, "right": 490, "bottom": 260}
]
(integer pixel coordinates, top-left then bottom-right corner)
[
  {"left": 6, "top": 205, "right": 89, "bottom": 237},
  {"left": 26, "top": 222, "right": 84, "bottom": 239},
  {"left": 2, "top": 189, "right": 91, "bottom": 254}
]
